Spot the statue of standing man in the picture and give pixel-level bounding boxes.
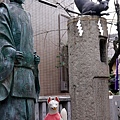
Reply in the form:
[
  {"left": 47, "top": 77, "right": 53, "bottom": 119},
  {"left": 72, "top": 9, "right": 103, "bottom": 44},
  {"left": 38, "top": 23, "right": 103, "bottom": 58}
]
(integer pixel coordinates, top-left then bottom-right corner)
[{"left": 0, "top": 0, "right": 40, "bottom": 119}]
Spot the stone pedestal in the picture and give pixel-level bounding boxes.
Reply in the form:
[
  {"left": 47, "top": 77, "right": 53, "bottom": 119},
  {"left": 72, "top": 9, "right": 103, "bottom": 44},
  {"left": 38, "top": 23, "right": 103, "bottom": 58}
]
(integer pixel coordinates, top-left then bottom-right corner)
[{"left": 68, "top": 16, "right": 110, "bottom": 120}]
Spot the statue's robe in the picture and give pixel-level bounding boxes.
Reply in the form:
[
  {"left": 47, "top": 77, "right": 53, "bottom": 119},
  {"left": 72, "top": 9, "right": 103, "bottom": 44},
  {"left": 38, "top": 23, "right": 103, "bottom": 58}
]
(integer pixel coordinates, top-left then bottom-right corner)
[{"left": 0, "top": 2, "right": 40, "bottom": 120}]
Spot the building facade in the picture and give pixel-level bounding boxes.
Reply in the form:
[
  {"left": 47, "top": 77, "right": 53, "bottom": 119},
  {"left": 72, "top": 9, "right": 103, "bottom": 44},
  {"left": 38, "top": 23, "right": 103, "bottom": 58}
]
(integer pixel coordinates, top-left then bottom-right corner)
[
  {"left": 0, "top": 0, "right": 72, "bottom": 96},
  {"left": 24, "top": 0, "right": 74, "bottom": 96},
  {"left": 23, "top": 1, "right": 74, "bottom": 119}
]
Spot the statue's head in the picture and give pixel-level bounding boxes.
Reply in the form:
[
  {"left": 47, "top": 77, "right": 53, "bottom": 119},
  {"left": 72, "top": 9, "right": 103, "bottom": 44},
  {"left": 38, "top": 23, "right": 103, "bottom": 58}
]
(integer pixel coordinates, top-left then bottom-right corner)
[{"left": 10, "top": 0, "right": 25, "bottom": 4}]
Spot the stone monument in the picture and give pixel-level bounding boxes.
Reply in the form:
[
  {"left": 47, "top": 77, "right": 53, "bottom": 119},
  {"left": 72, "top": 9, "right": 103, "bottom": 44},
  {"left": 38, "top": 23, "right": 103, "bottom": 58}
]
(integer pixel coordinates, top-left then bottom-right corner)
[{"left": 68, "top": 16, "right": 110, "bottom": 120}]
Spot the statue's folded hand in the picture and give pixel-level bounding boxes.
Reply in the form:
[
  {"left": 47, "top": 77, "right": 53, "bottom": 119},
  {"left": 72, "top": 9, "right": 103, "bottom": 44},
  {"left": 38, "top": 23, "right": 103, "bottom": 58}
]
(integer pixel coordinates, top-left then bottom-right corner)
[
  {"left": 34, "top": 53, "right": 40, "bottom": 65},
  {"left": 1, "top": 46, "right": 16, "bottom": 61},
  {"left": 14, "top": 51, "right": 24, "bottom": 66}
]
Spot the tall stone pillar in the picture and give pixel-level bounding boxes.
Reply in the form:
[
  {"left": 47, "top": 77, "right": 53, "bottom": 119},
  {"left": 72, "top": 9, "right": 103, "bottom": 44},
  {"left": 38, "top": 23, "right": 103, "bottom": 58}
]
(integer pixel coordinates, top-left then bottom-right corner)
[{"left": 68, "top": 16, "right": 110, "bottom": 120}]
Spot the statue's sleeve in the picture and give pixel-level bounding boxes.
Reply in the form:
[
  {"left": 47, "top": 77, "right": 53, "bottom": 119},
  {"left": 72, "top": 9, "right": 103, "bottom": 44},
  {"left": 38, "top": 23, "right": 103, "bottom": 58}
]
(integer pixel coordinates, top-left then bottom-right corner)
[
  {"left": 0, "top": 4, "right": 15, "bottom": 46},
  {"left": 0, "top": 4, "right": 17, "bottom": 101},
  {"left": 0, "top": 4, "right": 16, "bottom": 81}
]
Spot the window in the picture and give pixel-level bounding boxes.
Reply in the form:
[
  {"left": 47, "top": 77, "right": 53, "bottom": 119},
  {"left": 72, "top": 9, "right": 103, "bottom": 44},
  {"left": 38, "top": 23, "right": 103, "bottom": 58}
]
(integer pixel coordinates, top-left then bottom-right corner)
[{"left": 99, "top": 36, "right": 107, "bottom": 63}]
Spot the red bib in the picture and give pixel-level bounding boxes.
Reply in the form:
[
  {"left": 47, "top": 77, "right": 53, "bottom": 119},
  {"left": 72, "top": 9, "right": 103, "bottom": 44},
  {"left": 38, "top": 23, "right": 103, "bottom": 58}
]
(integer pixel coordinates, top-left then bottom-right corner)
[{"left": 44, "top": 113, "right": 61, "bottom": 120}]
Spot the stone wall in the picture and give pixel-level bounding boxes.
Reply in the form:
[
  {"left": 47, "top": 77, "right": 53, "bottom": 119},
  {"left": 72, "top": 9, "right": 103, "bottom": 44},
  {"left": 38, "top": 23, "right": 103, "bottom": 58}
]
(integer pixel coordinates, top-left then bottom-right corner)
[{"left": 68, "top": 16, "right": 110, "bottom": 120}]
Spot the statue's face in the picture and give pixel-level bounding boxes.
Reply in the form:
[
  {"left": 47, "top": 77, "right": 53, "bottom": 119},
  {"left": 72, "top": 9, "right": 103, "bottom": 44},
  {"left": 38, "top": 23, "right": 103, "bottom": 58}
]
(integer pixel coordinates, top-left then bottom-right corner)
[{"left": 10, "top": 0, "right": 25, "bottom": 4}]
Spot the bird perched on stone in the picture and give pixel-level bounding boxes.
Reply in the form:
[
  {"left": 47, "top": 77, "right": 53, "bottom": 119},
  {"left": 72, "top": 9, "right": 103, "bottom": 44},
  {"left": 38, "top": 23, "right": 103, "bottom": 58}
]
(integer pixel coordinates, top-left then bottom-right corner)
[{"left": 74, "top": 0, "right": 110, "bottom": 16}]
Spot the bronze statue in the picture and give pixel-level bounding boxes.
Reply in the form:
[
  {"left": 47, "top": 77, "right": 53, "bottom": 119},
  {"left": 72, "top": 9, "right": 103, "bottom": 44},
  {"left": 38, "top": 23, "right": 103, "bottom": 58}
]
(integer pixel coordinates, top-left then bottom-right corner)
[
  {"left": 74, "top": 0, "right": 110, "bottom": 15},
  {"left": 0, "top": 0, "right": 40, "bottom": 119}
]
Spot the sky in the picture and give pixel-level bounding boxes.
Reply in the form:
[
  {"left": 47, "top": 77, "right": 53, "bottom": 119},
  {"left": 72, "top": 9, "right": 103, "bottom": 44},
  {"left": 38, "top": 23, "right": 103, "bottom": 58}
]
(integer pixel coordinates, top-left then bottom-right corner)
[
  {"left": 103, "top": 0, "right": 117, "bottom": 34},
  {"left": 74, "top": 0, "right": 118, "bottom": 34}
]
